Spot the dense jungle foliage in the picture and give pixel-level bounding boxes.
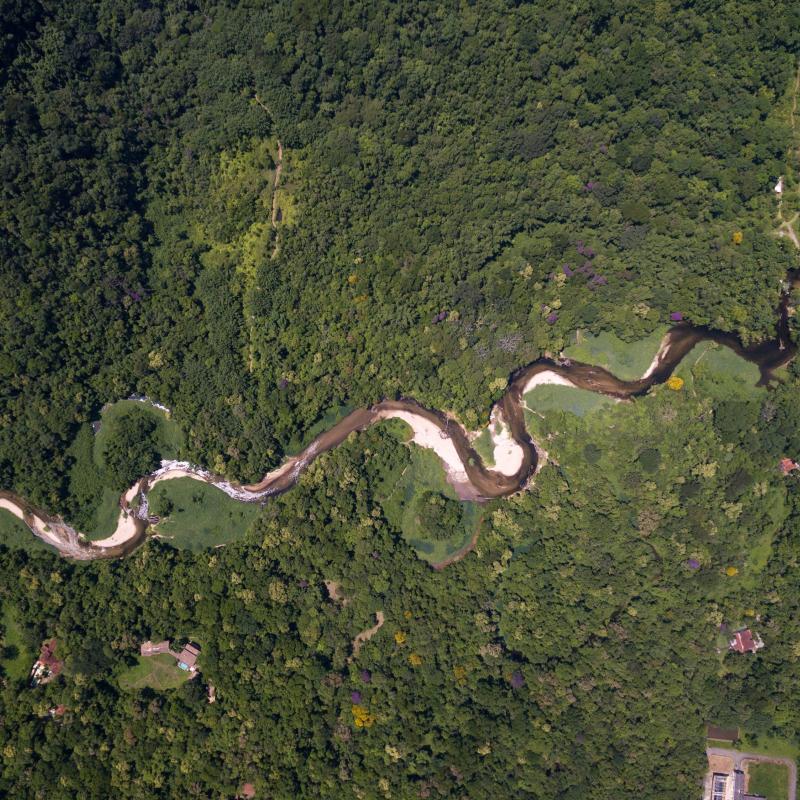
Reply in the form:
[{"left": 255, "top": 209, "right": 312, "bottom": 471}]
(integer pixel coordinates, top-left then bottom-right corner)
[
  {"left": 2, "top": 0, "right": 800, "bottom": 499},
  {"left": 2, "top": 380, "right": 800, "bottom": 799},
  {"left": 2, "top": 0, "right": 800, "bottom": 798}
]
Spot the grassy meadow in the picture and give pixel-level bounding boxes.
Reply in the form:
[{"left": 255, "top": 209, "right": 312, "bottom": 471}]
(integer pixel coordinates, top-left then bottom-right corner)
[
  {"left": 118, "top": 653, "right": 191, "bottom": 692},
  {"left": 149, "top": 478, "right": 261, "bottom": 551}
]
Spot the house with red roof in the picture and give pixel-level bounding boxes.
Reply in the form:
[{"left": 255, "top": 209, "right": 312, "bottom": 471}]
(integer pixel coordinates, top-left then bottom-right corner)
[
  {"left": 779, "top": 457, "right": 799, "bottom": 475},
  {"left": 729, "top": 628, "right": 764, "bottom": 655},
  {"left": 30, "top": 639, "right": 64, "bottom": 686}
]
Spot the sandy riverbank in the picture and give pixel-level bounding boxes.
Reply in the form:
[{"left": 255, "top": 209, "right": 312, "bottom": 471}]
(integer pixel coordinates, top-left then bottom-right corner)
[
  {"left": 0, "top": 497, "right": 25, "bottom": 520},
  {"left": 641, "top": 335, "right": 673, "bottom": 380},
  {"left": 377, "top": 409, "right": 469, "bottom": 483},
  {"left": 521, "top": 370, "right": 577, "bottom": 393},
  {"left": 487, "top": 410, "right": 524, "bottom": 477}
]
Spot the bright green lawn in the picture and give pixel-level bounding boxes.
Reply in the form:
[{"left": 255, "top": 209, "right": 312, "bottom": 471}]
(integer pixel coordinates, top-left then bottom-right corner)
[
  {"left": 564, "top": 327, "right": 668, "bottom": 381},
  {"left": 94, "top": 399, "right": 185, "bottom": 469},
  {"left": 376, "top": 426, "right": 477, "bottom": 564},
  {"left": 738, "top": 733, "right": 800, "bottom": 763},
  {"left": 118, "top": 653, "right": 190, "bottom": 691},
  {"left": 0, "top": 509, "right": 53, "bottom": 553},
  {"left": 748, "top": 762, "right": 789, "bottom": 800},
  {"left": 149, "top": 478, "right": 261, "bottom": 551},
  {"left": 524, "top": 384, "right": 615, "bottom": 420},
  {"left": 0, "top": 605, "right": 34, "bottom": 682}
]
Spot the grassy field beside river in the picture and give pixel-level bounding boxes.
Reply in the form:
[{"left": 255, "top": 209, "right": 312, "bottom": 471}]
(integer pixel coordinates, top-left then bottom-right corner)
[
  {"left": 0, "top": 509, "right": 53, "bottom": 554},
  {"left": 148, "top": 478, "right": 261, "bottom": 551}
]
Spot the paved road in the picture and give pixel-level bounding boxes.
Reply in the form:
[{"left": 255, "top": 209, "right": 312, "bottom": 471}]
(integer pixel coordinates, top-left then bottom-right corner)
[{"left": 707, "top": 747, "right": 797, "bottom": 800}]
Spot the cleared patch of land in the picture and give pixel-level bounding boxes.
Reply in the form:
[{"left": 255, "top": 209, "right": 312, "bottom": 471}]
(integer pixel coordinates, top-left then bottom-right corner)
[
  {"left": 85, "top": 487, "right": 125, "bottom": 541},
  {"left": 0, "top": 605, "right": 35, "bottom": 682},
  {"left": 149, "top": 478, "right": 261, "bottom": 551},
  {"left": 118, "top": 652, "right": 191, "bottom": 691},
  {"left": 524, "top": 383, "right": 615, "bottom": 420},
  {"left": 0, "top": 508, "right": 53, "bottom": 553},
  {"left": 674, "top": 341, "right": 762, "bottom": 400},
  {"left": 748, "top": 762, "right": 790, "bottom": 800},
  {"left": 564, "top": 327, "right": 668, "bottom": 381},
  {"left": 472, "top": 428, "right": 496, "bottom": 466},
  {"left": 738, "top": 735, "right": 800, "bottom": 763}
]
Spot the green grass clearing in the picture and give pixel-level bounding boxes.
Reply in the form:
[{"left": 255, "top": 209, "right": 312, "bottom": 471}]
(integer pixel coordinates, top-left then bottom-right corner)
[
  {"left": 524, "top": 384, "right": 616, "bottom": 420},
  {"left": 737, "top": 733, "right": 800, "bottom": 763},
  {"left": 118, "top": 653, "right": 191, "bottom": 692},
  {"left": 94, "top": 399, "right": 184, "bottom": 469},
  {"left": 375, "top": 427, "right": 478, "bottom": 564},
  {"left": 83, "top": 487, "right": 124, "bottom": 541},
  {"left": 0, "top": 605, "right": 35, "bottom": 682},
  {"left": 707, "top": 738, "right": 738, "bottom": 748},
  {"left": 0, "top": 509, "right": 53, "bottom": 553},
  {"left": 149, "top": 478, "right": 261, "bottom": 551},
  {"left": 472, "top": 427, "right": 496, "bottom": 467},
  {"left": 674, "top": 341, "right": 763, "bottom": 401},
  {"left": 747, "top": 762, "right": 789, "bottom": 800},
  {"left": 564, "top": 327, "right": 668, "bottom": 381}
]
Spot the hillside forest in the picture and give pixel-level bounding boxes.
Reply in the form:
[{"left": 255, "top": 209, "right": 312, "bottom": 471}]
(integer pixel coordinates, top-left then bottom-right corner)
[{"left": 2, "top": 1, "right": 800, "bottom": 799}]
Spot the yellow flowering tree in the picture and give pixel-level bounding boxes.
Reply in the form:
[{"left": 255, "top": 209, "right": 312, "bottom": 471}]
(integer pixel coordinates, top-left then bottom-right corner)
[
  {"left": 666, "top": 376, "right": 684, "bottom": 391},
  {"left": 732, "top": 230, "right": 743, "bottom": 244},
  {"left": 408, "top": 653, "right": 422, "bottom": 667},
  {"left": 351, "top": 704, "right": 376, "bottom": 728},
  {"left": 394, "top": 630, "right": 407, "bottom": 645}
]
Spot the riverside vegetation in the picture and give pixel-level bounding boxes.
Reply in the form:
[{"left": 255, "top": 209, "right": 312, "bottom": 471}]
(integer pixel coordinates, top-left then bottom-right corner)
[{"left": 2, "top": 2, "right": 800, "bottom": 799}]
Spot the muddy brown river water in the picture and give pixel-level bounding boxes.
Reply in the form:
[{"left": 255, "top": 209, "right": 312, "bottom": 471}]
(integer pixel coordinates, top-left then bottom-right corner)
[{"left": 2, "top": 271, "right": 797, "bottom": 560}]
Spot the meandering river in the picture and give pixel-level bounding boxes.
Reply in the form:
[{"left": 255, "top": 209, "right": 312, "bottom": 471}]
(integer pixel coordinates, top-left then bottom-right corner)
[{"left": 1, "top": 271, "right": 797, "bottom": 561}]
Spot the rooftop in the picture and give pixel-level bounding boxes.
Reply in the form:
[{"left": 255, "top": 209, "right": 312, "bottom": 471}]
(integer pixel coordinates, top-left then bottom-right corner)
[
  {"left": 178, "top": 643, "right": 201, "bottom": 669},
  {"left": 730, "top": 629, "right": 764, "bottom": 654},
  {"left": 707, "top": 725, "right": 739, "bottom": 742}
]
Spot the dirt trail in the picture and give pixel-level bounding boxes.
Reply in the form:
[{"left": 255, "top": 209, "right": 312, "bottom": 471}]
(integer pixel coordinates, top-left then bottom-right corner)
[
  {"left": 271, "top": 140, "right": 283, "bottom": 230},
  {"left": 348, "top": 611, "right": 385, "bottom": 662}
]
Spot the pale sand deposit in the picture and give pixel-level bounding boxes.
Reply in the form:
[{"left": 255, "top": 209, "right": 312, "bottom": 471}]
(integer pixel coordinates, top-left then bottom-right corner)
[
  {"left": 0, "top": 497, "right": 25, "bottom": 520},
  {"left": 641, "top": 335, "right": 673, "bottom": 380},
  {"left": 90, "top": 510, "right": 140, "bottom": 548},
  {"left": 522, "top": 371, "right": 576, "bottom": 394},
  {"left": 378, "top": 410, "right": 468, "bottom": 481},
  {"left": 488, "top": 412, "right": 524, "bottom": 477}
]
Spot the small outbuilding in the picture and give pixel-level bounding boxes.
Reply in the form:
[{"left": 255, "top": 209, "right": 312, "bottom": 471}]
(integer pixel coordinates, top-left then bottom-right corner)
[
  {"left": 140, "top": 640, "right": 171, "bottom": 657},
  {"left": 706, "top": 724, "right": 739, "bottom": 743}
]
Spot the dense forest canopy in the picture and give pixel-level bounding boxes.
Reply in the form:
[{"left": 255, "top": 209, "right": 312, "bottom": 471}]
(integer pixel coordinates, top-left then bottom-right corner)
[{"left": 1, "top": 1, "right": 800, "bottom": 798}]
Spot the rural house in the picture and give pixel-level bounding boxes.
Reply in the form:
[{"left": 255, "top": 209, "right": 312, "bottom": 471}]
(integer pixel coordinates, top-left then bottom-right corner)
[
  {"left": 30, "top": 639, "right": 63, "bottom": 687},
  {"left": 177, "top": 643, "right": 201, "bottom": 672},
  {"left": 730, "top": 629, "right": 764, "bottom": 655}
]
